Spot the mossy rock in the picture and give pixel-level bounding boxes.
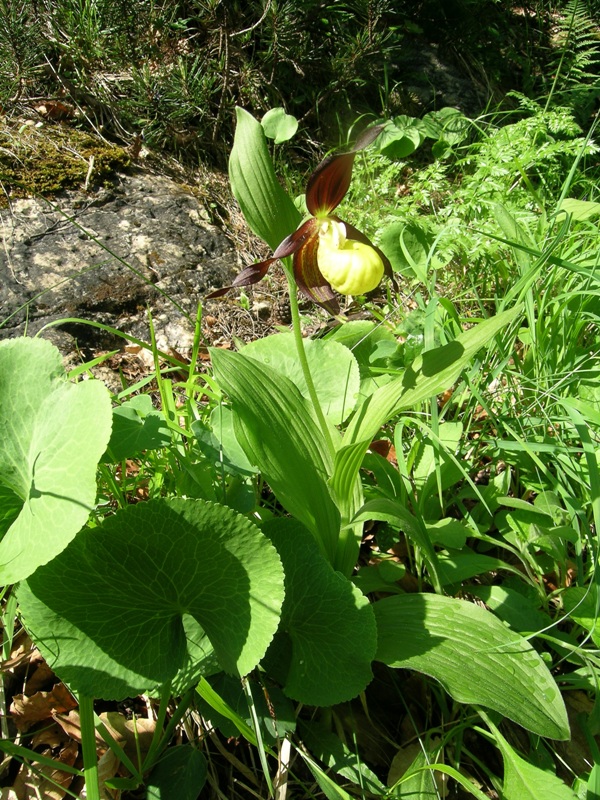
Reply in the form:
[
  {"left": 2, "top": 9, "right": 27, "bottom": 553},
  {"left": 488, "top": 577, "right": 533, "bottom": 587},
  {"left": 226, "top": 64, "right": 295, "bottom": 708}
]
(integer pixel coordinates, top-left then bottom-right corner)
[{"left": 0, "top": 120, "right": 130, "bottom": 206}]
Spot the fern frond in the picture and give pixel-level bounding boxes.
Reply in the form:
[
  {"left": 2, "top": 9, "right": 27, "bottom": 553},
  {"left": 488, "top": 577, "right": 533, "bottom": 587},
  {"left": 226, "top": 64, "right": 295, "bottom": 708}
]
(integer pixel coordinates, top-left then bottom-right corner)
[{"left": 547, "top": 0, "right": 600, "bottom": 121}]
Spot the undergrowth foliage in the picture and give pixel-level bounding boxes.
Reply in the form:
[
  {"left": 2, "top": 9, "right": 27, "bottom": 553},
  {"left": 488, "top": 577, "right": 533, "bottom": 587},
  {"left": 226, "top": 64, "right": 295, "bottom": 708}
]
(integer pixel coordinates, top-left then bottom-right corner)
[
  {"left": 2, "top": 4, "right": 600, "bottom": 797},
  {"left": 1, "top": 87, "right": 600, "bottom": 798},
  {"left": 1, "top": 0, "right": 598, "bottom": 167},
  {"left": 0, "top": 0, "right": 401, "bottom": 161}
]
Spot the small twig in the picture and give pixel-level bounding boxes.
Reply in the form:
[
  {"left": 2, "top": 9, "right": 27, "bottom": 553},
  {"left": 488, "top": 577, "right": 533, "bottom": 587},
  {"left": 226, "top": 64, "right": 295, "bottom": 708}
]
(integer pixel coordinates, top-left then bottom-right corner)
[
  {"left": 230, "top": 0, "right": 272, "bottom": 37},
  {"left": 84, "top": 155, "right": 95, "bottom": 191},
  {"left": 273, "top": 735, "right": 292, "bottom": 800}
]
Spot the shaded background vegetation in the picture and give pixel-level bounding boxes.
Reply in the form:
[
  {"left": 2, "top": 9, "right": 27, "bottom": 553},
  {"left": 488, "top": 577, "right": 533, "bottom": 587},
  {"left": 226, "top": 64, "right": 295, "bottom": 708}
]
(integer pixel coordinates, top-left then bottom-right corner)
[{"left": 1, "top": 0, "right": 598, "bottom": 168}]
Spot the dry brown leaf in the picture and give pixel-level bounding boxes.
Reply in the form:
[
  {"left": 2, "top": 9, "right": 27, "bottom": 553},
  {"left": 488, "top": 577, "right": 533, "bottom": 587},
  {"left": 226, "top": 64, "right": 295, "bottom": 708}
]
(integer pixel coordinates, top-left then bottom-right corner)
[
  {"left": 53, "top": 710, "right": 105, "bottom": 749},
  {"left": 11, "top": 684, "right": 77, "bottom": 732},
  {"left": 30, "top": 721, "right": 71, "bottom": 751},
  {"left": 0, "top": 634, "right": 37, "bottom": 674},
  {"left": 24, "top": 660, "right": 55, "bottom": 695},
  {"left": 97, "top": 748, "right": 122, "bottom": 798},
  {"left": 35, "top": 101, "right": 75, "bottom": 120},
  {"left": 12, "top": 738, "right": 78, "bottom": 800},
  {"left": 99, "top": 711, "right": 155, "bottom": 763}
]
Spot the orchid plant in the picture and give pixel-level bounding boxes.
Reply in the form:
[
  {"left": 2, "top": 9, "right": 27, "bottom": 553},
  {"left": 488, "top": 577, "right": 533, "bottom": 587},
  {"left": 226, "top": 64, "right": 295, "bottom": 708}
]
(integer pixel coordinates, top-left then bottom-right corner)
[
  {"left": 209, "top": 123, "right": 394, "bottom": 315},
  {"left": 1, "top": 108, "right": 574, "bottom": 800}
]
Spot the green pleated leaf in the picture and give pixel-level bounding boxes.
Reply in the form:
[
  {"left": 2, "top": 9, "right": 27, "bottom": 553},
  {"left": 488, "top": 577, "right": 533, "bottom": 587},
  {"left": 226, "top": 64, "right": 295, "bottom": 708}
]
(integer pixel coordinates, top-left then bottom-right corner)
[
  {"left": 0, "top": 338, "right": 112, "bottom": 584},
  {"left": 241, "top": 332, "right": 360, "bottom": 425},
  {"left": 17, "top": 498, "right": 285, "bottom": 699},
  {"left": 374, "top": 593, "right": 569, "bottom": 740},
  {"left": 229, "top": 107, "right": 301, "bottom": 250},
  {"left": 485, "top": 716, "right": 578, "bottom": 800},
  {"left": 263, "top": 519, "right": 376, "bottom": 706},
  {"left": 211, "top": 347, "right": 340, "bottom": 563},
  {"left": 331, "top": 307, "right": 520, "bottom": 512}
]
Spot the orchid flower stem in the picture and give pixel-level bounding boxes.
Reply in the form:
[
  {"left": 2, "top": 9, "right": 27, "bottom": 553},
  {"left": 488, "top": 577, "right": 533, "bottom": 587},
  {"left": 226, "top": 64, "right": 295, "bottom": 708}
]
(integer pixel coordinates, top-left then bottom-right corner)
[{"left": 285, "top": 268, "right": 336, "bottom": 460}]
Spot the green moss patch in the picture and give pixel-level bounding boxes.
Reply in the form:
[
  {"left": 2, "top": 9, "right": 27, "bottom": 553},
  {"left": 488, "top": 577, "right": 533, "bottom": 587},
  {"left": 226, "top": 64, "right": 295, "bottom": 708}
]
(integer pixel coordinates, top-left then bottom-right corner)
[{"left": 0, "top": 120, "right": 130, "bottom": 206}]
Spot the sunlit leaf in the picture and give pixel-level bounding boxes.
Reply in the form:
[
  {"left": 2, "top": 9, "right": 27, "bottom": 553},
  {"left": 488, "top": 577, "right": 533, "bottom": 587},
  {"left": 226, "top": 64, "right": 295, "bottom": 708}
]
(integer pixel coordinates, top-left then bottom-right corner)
[
  {"left": 486, "top": 716, "right": 578, "bottom": 799},
  {"left": 211, "top": 348, "right": 341, "bottom": 563},
  {"left": 331, "top": 307, "right": 521, "bottom": 509},
  {"left": 0, "top": 338, "right": 112, "bottom": 584},
  {"left": 374, "top": 593, "right": 569, "bottom": 739},
  {"left": 241, "top": 332, "right": 360, "bottom": 424},
  {"left": 261, "top": 107, "right": 298, "bottom": 144},
  {"left": 229, "top": 107, "right": 301, "bottom": 250},
  {"left": 18, "top": 498, "right": 284, "bottom": 699},
  {"left": 558, "top": 198, "right": 600, "bottom": 220},
  {"left": 104, "top": 395, "right": 170, "bottom": 462}
]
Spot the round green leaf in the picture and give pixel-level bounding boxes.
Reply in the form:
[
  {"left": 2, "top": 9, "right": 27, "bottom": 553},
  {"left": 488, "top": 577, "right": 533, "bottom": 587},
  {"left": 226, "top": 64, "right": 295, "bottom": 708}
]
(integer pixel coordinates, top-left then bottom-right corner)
[
  {"left": 263, "top": 519, "right": 376, "bottom": 706},
  {"left": 0, "top": 338, "right": 112, "bottom": 584},
  {"left": 261, "top": 108, "right": 299, "bottom": 144},
  {"left": 242, "top": 332, "right": 360, "bottom": 424},
  {"left": 374, "top": 593, "right": 569, "bottom": 740},
  {"left": 17, "top": 498, "right": 285, "bottom": 699},
  {"left": 376, "top": 117, "right": 425, "bottom": 159}
]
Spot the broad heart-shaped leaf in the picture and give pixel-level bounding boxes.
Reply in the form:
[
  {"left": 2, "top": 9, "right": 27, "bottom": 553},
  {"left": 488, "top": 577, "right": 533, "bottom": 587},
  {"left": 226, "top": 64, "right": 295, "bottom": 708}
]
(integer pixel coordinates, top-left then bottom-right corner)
[
  {"left": 421, "top": 107, "right": 470, "bottom": 146},
  {"left": 331, "top": 307, "right": 521, "bottom": 510},
  {"left": 17, "top": 498, "right": 285, "bottom": 700},
  {"left": 262, "top": 519, "right": 376, "bottom": 706},
  {"left": 229, "top": 107, "right": 301, "bottom": 250},
  {"left": 146, "top": 745, "right": 207, "bottom": 800},
  {"left": 241, "top": 332, "right": 360, "bottom": 425},
  {"left": 376, "top": 116, "right": 426, "bottom": 159},
  {"left": 374, "top": 594, "right": 569, "bottom": 740},
  {"left": 103, "top": 395, "right": 171, "bottom": 462},
  {"left": 210, "top": 348, "right": 341, "bottom": 564},
  {"left": 0, "top": 337, "right": 111, "bottom": 584}
]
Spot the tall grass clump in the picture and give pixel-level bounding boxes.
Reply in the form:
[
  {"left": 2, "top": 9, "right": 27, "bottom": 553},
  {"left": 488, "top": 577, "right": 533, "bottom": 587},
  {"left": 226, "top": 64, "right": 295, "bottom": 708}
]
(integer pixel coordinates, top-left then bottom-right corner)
[{"left": 0, "top": 0, "right": 402, "bottom": 162}]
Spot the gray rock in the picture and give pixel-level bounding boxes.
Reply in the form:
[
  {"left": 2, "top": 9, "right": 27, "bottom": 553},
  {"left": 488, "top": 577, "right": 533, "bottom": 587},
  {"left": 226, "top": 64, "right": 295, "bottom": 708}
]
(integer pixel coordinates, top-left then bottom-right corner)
[{"left": 0, "top": 171, "right": 236, "bottom": 354}]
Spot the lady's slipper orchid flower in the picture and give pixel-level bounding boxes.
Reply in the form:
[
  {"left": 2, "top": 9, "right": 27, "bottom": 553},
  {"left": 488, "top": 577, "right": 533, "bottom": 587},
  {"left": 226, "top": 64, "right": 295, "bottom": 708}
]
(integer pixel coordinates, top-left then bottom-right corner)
[{"left": 209, "top": 126, "right": 394, "bottom": 315}]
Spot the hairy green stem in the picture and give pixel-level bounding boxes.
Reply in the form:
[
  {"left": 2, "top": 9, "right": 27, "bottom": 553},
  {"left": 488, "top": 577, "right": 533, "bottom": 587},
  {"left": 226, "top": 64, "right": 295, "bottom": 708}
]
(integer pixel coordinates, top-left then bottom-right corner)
[{"left": 285, "top": 269, "right": 336, "bottom": 460}]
